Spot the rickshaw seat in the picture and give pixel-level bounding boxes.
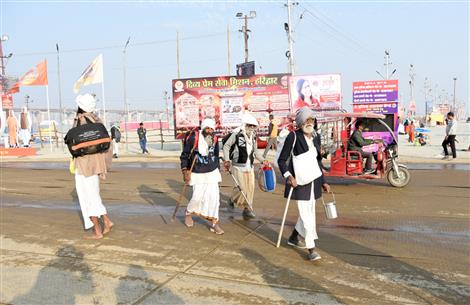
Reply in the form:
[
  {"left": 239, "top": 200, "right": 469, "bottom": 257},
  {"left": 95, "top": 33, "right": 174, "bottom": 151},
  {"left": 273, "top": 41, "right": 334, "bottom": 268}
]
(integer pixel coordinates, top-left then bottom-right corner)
[
  {"left": 346, "top": 151, "right": 363, "bottom": 174},
  {"left": 347, "top": 151, "right": 362, "bottom": 161}
]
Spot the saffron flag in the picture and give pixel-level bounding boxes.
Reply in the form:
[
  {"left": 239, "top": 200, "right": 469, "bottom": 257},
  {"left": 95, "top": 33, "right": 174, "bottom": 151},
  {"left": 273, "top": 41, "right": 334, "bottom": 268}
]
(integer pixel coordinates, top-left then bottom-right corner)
[
  {"left": 73, "top": 54, "right": 103, "bottom": 93},
  {"left": 16, "top": 59, "right": 48, "bottom": 86}
]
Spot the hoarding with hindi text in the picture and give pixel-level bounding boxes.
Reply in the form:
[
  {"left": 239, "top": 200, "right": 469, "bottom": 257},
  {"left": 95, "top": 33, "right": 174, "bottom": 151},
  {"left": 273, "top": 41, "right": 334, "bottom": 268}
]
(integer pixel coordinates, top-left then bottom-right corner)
[
  {"left": 172, "top": 74, "right": 290, "bottom": 138},
  {"left": 288, "top": 74, "right": 342, "bottom": 113}
]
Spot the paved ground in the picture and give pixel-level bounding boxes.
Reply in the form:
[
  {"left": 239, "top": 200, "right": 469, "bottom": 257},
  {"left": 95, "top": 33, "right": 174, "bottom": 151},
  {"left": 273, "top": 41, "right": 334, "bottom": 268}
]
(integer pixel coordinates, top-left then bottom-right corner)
[{"left": 0, "top": 162, "right": 469, "bottom": 305}]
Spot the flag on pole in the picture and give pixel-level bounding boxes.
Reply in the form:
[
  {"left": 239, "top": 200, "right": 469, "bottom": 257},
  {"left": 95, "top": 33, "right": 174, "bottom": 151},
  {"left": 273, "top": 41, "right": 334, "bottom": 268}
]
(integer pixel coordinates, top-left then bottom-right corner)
[
  {"left": 16, "top": 59, "right": 48, "bottom": 86},
  {"left": 73, "top": 54, "right": 103, "bottom": 93}
]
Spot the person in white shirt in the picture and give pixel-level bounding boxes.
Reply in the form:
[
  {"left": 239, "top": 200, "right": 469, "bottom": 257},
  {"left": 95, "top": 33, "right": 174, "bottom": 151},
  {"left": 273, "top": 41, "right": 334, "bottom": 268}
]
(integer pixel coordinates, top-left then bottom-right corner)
[{"left": 442, "top": 112, "right": 457, "bottom": 160}]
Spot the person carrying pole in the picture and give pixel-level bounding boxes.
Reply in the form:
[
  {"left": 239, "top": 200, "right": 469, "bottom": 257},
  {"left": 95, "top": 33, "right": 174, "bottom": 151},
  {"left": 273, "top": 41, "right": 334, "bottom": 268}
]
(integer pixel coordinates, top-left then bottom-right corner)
[
  {"left": 180, "top": 118, "right": 224, "bottom": 234},
  {"left": 277, "top": 107, "right": 331, "bottom": 261},
  {"left": 223, "top": 113, "right": 269, "bottom": 219}
]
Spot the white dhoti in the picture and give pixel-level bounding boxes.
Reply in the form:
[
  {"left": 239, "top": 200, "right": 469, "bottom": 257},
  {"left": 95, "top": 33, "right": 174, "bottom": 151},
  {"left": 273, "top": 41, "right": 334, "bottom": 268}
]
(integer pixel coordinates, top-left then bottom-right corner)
[
  {"left": 230, "top": 166, "right": 255, "bottom": 208},
  {"left": 75, "top": 173, "right": 107, "bottom": 229},
  {"left": 19, "top": 129, "right": 31, "bottom": 147},
  {"left": 295, "top": 184, "right": 318, "bottom": 249},
  {"left": 112, "top": 139, "right": 119, "bottom": 155},
  {"left": 187, "top": 169, "right": 222, "bottom": 223}
]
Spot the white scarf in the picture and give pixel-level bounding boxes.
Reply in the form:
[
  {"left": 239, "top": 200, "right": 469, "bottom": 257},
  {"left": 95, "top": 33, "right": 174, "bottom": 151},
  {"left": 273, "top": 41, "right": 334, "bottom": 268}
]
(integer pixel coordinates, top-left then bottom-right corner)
[{"left": 198, "top": 131, "right": 209, "bottom": 156}]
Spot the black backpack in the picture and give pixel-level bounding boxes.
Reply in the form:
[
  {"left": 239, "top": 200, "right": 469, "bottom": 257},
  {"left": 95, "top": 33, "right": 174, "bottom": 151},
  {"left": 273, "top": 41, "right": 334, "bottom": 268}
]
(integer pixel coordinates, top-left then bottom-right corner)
[
  {"left": 222, "top": 130, "right": 244, "bottom": 161},
  {"left": 64, "top": 116, "right": 111, "bottom": 158}
]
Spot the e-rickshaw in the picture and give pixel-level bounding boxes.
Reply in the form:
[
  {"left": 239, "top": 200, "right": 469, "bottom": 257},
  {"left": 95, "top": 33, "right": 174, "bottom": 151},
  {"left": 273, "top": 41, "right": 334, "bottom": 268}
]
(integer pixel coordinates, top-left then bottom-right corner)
[{"left": 322, "top": 112, "right": 411, "bottom": 187}]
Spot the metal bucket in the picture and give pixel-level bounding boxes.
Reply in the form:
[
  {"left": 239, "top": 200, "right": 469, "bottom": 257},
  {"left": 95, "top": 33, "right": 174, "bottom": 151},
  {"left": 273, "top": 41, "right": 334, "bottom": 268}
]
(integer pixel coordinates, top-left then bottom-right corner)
[{"left": 322, "top": 193, "right": 337, "bottom": 220}]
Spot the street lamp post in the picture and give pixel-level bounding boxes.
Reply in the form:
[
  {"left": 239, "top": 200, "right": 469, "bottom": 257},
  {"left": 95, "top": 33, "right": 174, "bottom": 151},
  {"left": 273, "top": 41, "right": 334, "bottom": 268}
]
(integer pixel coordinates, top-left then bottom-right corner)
[
  {"left": 56, "top": 43, "right": 64, "bottom": 149},
  {"left": 236, "top": 11, "right": 256, "bottom": 63},
  {"left": 452, "top": 77, "right": 457, "bottom": 112},
  {"left": 123, "top": 36, "right": 130, "bottom": 153}
]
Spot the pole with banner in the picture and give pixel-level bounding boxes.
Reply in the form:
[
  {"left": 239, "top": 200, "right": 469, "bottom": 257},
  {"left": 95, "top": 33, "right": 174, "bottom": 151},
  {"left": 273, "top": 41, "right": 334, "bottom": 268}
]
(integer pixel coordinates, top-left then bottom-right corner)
[{"left": 101, "top": 58, "right": 107, "bottom": 126}]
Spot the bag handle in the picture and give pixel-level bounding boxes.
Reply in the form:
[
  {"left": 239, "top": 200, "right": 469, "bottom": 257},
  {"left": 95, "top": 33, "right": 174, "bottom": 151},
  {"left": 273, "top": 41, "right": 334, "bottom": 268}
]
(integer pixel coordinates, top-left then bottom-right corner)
[{"left": 320, "top": 191, "right": 336, "bottom": 207}]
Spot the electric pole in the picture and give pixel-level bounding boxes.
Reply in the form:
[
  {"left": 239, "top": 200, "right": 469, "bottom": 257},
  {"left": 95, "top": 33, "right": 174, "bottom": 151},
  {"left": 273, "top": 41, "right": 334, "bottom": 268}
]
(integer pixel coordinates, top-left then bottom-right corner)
[
  {"left": 227, "top": 24, "right": 231, "bottom": 75},
  {"left": 285, "top": 0, "right": 297, "bottom": 75},
  {"left": 123, "top": 36, "right": 130, "bottom": 152},
  {"left": 176, "top": 31, "right": 181, "bottom": 78},
  {"left": 25, "top": 95, "right": 33, "bottom": 108},
  {"left": 408, "top": 64, "right": 416, "bottom": 116},
  {"left": 163, "top": 91, "right": 170, "bottom": 132},
  {"left": 56, "top": 43, "right": 64, "bottom": 149},
  {"left": 236, "top": 11, "right": 256, "bottom": 63},
  {"left": 452, "top": 77, "right": 457, "bottom": 112}
]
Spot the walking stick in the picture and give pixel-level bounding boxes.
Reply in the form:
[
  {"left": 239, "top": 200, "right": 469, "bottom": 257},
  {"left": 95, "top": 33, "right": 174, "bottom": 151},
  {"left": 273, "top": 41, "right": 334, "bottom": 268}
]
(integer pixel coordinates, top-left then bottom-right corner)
[
  {"left": 228, "top": 169, "right": 254, "bottom": 212},
  {"left": 171, "top": 156, "right": 197, "bottom": 221},
  {"left": 276, "top": 187, "right": 294, "bottom": 248}
]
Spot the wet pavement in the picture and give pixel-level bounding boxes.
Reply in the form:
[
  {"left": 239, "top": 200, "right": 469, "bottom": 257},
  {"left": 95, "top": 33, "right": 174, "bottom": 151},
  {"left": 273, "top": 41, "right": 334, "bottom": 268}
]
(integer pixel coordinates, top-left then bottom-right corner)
[{"left": 1, "top": 163, "right": 469, "bottom": 304}]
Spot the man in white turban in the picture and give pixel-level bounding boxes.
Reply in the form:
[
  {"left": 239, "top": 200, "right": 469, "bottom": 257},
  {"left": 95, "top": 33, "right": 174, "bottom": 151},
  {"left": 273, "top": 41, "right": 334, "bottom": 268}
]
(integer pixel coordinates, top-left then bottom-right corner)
[
  {"left": 223, "top": 113, "right": 269, "bottom": 219},
  {"left": 180, "top": 118, "right": 224, "bottom": 234}
]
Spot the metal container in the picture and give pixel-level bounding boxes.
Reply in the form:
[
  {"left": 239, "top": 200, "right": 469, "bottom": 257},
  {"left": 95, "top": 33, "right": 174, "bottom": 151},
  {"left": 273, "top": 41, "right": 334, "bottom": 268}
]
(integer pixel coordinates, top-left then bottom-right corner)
[{"left": 322, "top": 192, "right": 338, "bottom": 219}]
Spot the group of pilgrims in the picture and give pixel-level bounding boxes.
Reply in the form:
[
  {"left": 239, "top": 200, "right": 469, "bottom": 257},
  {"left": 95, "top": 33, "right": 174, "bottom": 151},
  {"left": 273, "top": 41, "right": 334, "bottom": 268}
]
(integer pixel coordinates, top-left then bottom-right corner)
[{"left": 72, "top": 94, "right": 331, "bottom": 262}]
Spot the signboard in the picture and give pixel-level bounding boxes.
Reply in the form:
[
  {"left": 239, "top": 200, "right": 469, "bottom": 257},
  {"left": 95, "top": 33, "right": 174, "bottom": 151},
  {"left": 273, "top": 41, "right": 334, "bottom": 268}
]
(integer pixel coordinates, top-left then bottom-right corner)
[
  {"left": 288, "top": 74, "right": 342, "bottom": 112},
  {"left": 236, "top": 61, "right": 255, "bottom": 76},
  {"left": 353, "top": 80, "right": 398, "bottom": 104},
  {"left": 172, "top": 74, "right": 289, "bottom": 138},
  {"left": 352, "top": 80, "right": 399, "bottom": 147},
  {"left": 352, "top": 102, "right": 398, "bottom": 115},
  {"left": 2, "top": 94, "right": 13, "bottom": 110}
]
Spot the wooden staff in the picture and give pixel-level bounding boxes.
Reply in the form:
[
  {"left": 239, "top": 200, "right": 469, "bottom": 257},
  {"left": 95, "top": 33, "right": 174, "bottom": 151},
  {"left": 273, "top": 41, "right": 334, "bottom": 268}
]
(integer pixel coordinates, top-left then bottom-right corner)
[
  {"left": 171, "top": 155, "right": 197, "bottom": 221},
  {"left": 276, "top": 187, "right": 293, "bottom": 248}
]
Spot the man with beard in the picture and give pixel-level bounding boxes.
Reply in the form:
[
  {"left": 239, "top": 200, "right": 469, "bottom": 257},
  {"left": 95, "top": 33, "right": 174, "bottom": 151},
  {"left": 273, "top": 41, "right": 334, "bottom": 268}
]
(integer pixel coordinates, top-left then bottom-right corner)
[
  {"left": 278, "top": 107, "right": 331, "bottom": 261},
  {"left": 180, "top": 118, "right": 224, "bottom": 234},
  {"left": 223, "top": 113, "right": 269, "bottom": 219}
]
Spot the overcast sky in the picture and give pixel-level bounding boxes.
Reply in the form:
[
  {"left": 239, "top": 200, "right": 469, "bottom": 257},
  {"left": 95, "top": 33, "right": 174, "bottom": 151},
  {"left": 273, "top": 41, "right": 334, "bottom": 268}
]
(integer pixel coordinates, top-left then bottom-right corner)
[{"left": 3, "top": 0, "right": 469, "bottom": 115}]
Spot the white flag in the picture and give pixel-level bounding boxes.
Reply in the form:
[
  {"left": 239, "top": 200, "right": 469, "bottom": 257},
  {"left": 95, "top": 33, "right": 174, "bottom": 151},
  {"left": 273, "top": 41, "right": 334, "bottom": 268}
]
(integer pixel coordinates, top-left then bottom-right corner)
[{"left": 73, "top": 54, "right": 103, "bottom": 93}]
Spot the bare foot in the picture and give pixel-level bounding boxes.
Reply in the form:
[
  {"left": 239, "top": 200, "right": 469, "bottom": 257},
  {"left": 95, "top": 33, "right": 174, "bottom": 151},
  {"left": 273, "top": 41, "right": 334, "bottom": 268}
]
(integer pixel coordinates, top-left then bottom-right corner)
[
  {"left": 103, "top": 222, "right": 114, "bottom": 235},
  {"left": 185, "top": 214, "right": 194, "bottom": 227},
  {"left": 83, "top": 233, "right": 103, "bottom": 240}
]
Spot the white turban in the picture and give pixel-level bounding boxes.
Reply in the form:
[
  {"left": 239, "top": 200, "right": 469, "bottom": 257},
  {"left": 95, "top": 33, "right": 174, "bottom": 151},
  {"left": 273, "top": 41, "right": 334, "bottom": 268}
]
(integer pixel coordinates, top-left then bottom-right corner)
[
  {"left": 201, "top": 118, "right": 216, "bottom": 130},
  {"left": 242, "top": 113, "right": 258, "bottom": 126},
  {"left": 76, "top": 94, "right": 96, "bottom": 113}
]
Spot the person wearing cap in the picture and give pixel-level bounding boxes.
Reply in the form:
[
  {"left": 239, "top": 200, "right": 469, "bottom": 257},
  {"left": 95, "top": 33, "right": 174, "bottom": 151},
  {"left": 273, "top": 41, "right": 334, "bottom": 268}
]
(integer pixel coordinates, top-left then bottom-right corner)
[
  {"left": 223, "top": 113, "right": 269, "bottom": 219},
  {"left": 278, "top": 107, "right": 331, "bottom": 261},
  {"left": 180, "top": 118, "right": 224, "bottom": 234},
  {"left": 19, "top": 106, "right": 32, "bottom": 147},
  {"left": 73, "top": 94, "right": 114, "bottom": 239},
  {"left": 137, "top": 122, "right": 149, "bottom": 154}
]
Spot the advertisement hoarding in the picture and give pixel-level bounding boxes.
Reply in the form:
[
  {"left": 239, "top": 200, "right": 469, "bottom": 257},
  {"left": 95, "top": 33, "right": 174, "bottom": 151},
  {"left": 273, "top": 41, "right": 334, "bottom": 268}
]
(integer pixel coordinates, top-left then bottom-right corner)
[
  {"left": 172, "top": 74, "right": 289, "bottom": 138},
  {"left": 352, "top": 80, "right": 398, "bottom": 104},
  {"left": 352, "top": 80, "right": 399, "bottom": 146},
  {"left": 288, "top": 74, "right": 342, "bottom": 112}
]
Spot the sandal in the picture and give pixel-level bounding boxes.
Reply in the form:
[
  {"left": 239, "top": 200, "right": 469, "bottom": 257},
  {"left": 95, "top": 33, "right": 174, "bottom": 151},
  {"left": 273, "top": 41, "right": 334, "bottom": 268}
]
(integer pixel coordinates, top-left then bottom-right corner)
[{"left": 210, "top": 223, "right": 224, "bottom": 235}]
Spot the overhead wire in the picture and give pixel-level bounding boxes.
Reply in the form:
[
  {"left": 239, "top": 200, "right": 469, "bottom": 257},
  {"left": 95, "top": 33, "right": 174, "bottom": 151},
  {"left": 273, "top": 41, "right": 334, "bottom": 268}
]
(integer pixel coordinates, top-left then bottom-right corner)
[
  {"left": 14, "top": 31, "right": 232, "bottom": 57},
  {"left": 298, "top": 3, "right": 377, "bottom": 58}
]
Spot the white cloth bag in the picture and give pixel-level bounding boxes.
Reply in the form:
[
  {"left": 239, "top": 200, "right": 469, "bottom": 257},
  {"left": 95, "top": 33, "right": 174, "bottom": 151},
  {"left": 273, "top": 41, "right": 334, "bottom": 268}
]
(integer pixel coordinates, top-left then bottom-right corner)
[{"left": 292, "top": 134, "right": 322, "bottom": 185}]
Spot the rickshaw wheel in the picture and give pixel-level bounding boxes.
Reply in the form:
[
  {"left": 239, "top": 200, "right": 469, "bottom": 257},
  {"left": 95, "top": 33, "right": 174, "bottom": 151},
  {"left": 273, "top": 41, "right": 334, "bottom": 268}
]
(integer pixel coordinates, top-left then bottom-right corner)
[{"left": 386, "top": 165, "right": 410, "bottom": 187}]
